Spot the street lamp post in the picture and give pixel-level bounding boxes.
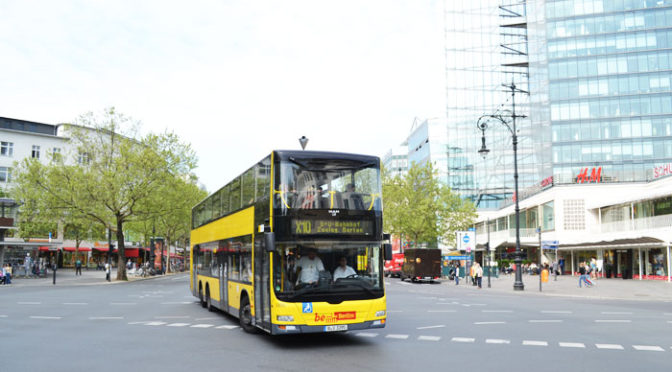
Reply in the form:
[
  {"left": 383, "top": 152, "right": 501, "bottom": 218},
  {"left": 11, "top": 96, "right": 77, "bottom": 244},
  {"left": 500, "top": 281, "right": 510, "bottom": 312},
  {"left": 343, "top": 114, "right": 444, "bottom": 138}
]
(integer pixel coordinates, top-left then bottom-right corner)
[
  {"left": 486, "top": 218, "right": 491, "bottom": 288},
  {"left": 476, "top": 81, "right": 527, "bottom": 291}
]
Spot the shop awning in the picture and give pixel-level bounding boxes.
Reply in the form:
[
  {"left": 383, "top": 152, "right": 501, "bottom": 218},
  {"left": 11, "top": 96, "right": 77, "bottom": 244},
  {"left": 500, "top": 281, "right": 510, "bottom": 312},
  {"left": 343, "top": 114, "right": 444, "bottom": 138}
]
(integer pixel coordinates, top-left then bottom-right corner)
[
  {"left": 63, "top": 247, "right": 91, "bottom": 252},
  {"left": 125, "top": 248, "right": 139, "bottom": 258},
  {"left": 92, "top": 247, "right": 118, "bottom": 253}
]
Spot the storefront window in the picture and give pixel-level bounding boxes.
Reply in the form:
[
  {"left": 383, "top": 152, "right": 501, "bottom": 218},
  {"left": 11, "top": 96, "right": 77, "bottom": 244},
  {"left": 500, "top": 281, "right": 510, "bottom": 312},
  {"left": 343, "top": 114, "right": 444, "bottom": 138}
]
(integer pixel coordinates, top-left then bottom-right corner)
[{"left": 542, "top": 201, "right": 555, "bottom": 231}]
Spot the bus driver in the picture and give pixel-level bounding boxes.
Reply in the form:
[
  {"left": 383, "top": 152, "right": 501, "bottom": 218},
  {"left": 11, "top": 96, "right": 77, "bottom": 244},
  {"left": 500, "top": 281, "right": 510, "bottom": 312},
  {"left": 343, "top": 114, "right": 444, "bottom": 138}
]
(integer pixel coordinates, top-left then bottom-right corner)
[
  {"left": 295, "top": 248, "right": 324, "bottom": 285},
  {"left": 333, "top": 256, "right": 357, "bottom": 280}
]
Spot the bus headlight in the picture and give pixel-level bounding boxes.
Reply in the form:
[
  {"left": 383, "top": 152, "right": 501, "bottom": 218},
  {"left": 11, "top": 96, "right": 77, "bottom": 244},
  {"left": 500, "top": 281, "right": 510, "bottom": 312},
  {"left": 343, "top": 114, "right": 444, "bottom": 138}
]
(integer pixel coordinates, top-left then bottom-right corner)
[
  {"left": 375, "top": 310, "right": 386, "bottom": 317},
  {"left": 277, "top": 315, "right": 294, "bottom": 322}
]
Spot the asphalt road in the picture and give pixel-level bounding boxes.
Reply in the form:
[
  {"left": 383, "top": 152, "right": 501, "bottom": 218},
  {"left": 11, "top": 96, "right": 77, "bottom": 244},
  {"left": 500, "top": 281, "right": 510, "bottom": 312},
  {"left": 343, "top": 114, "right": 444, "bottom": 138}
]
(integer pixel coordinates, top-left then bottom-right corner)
[{"left": 1, "top": 274, "right": 671, "bottom": 371}]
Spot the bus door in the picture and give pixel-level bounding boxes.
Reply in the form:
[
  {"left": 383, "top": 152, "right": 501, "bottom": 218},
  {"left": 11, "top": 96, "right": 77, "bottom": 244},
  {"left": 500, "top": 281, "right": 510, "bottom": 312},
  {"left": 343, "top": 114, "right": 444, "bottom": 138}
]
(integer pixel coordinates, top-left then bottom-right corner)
[
  {"left": 254, "top": 238, "right": 271, "bottom": 330},
  {"left": 192, "top": 245, "right": 198, "bottom": 295},
  {"left": 219, "top": 252, "right": 228, "bottom": 312}
]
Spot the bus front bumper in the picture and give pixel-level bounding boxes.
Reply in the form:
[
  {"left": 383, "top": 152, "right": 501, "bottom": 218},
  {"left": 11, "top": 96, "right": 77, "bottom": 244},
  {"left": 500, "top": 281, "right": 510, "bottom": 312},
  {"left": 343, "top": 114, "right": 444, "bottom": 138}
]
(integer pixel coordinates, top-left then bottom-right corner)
[{"left": 271, "top": 319, "right": 386, "bottom": 334}]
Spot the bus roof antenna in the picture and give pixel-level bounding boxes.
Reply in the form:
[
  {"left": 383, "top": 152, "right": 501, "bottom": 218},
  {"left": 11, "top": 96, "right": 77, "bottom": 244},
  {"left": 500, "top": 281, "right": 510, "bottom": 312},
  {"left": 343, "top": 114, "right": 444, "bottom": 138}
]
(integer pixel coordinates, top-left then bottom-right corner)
[{"left": 299, "top": 136, "right": 308, "bottom": 150}]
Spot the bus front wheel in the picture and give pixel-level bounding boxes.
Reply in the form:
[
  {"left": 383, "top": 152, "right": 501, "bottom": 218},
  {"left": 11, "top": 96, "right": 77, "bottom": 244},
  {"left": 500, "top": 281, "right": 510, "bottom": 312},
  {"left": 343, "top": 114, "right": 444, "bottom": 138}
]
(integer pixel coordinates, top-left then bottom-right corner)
[
  {"left": 199, "top": 284, "right": 206, "bottom": 308},
  {"left": 239, "top": 296, "right": 255, "bottom": 333}
]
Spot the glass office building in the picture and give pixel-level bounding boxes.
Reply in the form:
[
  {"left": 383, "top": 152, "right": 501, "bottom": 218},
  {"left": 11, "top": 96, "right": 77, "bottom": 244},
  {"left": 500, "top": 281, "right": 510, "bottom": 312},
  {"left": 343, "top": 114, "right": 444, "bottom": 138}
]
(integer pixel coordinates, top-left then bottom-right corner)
[
  {"left": 445, "top": 0, "right": 672, "bottom": 208},
  {"left": 544, "top": 0, "right": 672, "bottom": 183}
]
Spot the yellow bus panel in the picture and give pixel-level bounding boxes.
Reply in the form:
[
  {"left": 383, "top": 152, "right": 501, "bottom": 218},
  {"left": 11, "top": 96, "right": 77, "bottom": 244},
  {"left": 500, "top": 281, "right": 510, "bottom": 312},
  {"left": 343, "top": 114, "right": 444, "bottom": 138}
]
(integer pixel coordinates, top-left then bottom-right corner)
[{"left": 190, "top": 207, "right": 254, "bottom": 246}]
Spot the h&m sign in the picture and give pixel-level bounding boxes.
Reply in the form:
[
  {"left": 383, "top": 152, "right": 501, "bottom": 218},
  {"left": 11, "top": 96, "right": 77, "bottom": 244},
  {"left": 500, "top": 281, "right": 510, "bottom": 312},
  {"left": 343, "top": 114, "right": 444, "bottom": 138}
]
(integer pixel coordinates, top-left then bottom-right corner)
[{"left": 575, "top": 167, "right": 602, "bottom": 184}]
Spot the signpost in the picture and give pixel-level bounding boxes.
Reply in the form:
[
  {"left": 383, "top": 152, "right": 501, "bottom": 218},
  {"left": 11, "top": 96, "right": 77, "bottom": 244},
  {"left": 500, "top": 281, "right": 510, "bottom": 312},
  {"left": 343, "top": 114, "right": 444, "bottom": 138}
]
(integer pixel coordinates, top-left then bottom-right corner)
[{"left": 457, "top": 230, "right": 475, "bottom": 286}]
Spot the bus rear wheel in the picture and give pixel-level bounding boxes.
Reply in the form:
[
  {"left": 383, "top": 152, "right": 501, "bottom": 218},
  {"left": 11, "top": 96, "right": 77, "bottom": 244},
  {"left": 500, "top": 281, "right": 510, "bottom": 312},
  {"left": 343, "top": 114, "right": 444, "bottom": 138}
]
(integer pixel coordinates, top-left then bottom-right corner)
[
  {"left": 199, "top": 285, "right": 206, "bottom": 308},
  {"left": 239, "top": 296, "right": 255, "bottom": 333},
  {"left": 206, "top": 288, "right": 213, "bottom": 312}
]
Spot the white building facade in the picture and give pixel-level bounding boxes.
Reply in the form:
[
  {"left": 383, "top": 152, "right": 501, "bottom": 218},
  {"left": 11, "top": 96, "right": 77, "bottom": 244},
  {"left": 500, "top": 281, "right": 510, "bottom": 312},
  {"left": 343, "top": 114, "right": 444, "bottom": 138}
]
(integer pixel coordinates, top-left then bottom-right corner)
[{"left": 475, "top": 173, "right": 672, "bottom": 282}]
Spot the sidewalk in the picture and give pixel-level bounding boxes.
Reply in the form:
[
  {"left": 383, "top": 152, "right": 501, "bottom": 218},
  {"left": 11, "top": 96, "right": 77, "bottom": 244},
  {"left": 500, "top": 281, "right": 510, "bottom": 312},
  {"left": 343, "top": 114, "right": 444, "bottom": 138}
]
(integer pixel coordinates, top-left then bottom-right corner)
[
  {"left": 0, "top": 268, "right": 179, "bottom": 288},
  {"left": 453, "top": 273, "right": 672, "bottom": 302}
]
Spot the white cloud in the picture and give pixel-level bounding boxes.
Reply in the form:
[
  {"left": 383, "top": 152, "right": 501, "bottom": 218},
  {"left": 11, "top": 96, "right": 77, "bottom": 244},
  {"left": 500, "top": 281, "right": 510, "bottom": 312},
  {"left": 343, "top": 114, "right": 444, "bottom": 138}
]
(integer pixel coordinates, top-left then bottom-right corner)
[{"left": 0, "top": 0, "right": 445, "bottom": 192}]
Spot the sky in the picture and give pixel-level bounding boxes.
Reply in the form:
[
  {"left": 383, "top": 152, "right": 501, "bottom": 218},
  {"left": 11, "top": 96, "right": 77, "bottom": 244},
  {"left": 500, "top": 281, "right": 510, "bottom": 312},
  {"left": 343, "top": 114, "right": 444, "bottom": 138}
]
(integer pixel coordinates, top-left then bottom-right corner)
[{"left": 0, "top": 0, "right": 445, "bottom": 192}]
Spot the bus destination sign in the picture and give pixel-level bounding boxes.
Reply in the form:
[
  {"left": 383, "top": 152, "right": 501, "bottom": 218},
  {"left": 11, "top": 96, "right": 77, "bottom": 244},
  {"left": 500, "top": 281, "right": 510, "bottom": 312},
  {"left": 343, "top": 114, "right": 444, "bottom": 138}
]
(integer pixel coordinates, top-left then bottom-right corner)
[{"left": 292, "top": 220, "right": 373, "bottom": 235}]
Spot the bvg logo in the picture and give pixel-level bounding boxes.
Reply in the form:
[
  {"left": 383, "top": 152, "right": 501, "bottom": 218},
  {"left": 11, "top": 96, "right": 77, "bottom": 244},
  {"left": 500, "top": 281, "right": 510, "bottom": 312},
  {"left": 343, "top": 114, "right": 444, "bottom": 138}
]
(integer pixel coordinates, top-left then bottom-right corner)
[{"left": 314, "top": 311, "right": 356, "bottom": 323}]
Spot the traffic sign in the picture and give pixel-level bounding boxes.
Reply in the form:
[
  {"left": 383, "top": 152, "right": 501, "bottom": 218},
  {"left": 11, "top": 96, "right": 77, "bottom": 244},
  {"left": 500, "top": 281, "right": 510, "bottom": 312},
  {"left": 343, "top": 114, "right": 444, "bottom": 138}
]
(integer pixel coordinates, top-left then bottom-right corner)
[
  {"left": 541, "top": 240, "right": 559, "bottom": 249},
  {"left": 457, "top": 231, "right": 475, "bottom": 253}
]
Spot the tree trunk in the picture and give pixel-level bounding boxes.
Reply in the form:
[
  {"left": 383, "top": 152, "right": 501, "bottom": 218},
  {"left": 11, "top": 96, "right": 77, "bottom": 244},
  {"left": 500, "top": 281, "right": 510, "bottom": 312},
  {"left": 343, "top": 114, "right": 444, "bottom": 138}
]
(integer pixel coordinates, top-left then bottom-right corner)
[{"left": 115, "top": 218, "right": 127, "bottom": 280}]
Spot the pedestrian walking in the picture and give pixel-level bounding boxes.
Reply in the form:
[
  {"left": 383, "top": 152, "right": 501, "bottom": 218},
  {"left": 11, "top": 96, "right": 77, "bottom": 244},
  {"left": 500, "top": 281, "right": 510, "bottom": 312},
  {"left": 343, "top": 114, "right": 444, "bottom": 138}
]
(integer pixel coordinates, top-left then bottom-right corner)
[
  {"left": 75, "top": 258, "right": 82, "bottom": 276},
  {"left": 454, "top": 262, "right": 460, "bottom": 285},
  {"left": 105, "top": 262, "right": 111, "bottom": 281},
  {"left": 474, "top": 262, "right": 483, "bottom": 289},
  {"left": 578, "top": 262, "right": 592, "bottom": 288}
]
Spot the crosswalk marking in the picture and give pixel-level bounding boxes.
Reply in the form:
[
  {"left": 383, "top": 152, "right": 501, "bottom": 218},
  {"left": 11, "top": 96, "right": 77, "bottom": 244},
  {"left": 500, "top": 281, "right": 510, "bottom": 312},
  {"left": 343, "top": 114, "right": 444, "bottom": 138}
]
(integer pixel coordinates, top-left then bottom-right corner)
[
  {"left": 167, "top": 323, "right": 190, "bottom": 327},
  {"left": 596, "top": 344, "right": 624, "bottom": 350},
  {"left": 486, "top": 339, "right": 510, "bottom": 344},
  {"left": 559, "top": 342, "right": 585, "bottom": 348},
  {"left": 386, "top": 334, "right": 409, "bottom": 340},
  {"left": 355, "top": 332, "right": 379, "bottom": 338},
  {"left": 418, "top": 336, "right": 441, "bottom": 341},
  {"left": 523, "top": 340, "right": 548, "bottom": 346},
  {"left": 452, "top": 337, "right": 475, "bottom": 343},
  {"left": 474, "top": 321, "right": 505, "bottom": 325},
  {"left": 30, "top": 316, "right": 61, "bottom": 320},
  {"left": 417, "top": 325, "right": 445, "bottom": 330},
  {"left": 145, "top": 321, "right": 167, "bottom": 326},
  {"left": 215, "top": 325, "right": 239, "bottom": 330},
  {"left": 633, "top": 345, "right": 664, "bottom": 352},
  {"left": 190, "top": 324, "right": 214, "bottom": 328}
]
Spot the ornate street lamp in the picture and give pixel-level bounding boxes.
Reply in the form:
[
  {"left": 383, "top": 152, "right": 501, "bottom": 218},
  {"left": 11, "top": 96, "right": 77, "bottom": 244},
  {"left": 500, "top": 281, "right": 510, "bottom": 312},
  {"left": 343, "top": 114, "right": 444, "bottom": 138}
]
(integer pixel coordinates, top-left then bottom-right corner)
[{"left": 476, "top": 81, "right": 527, "bottom": 291}]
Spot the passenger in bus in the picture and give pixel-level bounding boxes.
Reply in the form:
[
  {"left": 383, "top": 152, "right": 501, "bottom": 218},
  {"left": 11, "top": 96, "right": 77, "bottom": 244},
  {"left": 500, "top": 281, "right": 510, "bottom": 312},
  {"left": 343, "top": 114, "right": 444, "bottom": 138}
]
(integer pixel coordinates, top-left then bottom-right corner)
[
  {"left": 333, "top": 256, "right": 357, "bottom": 280},
  {"left": 295, "top": 248, "right": 324, "bottom": 285},
  {"left": 343, "top": 183, "right": 365, "bottom": 210}
]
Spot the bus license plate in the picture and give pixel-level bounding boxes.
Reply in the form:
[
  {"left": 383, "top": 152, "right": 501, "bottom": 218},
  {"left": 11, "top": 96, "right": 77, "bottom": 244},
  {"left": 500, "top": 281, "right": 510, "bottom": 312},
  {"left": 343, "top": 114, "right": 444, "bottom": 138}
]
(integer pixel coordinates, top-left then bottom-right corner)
[{"left": 324, "top": 325, "right": 348, "bottom": 332}]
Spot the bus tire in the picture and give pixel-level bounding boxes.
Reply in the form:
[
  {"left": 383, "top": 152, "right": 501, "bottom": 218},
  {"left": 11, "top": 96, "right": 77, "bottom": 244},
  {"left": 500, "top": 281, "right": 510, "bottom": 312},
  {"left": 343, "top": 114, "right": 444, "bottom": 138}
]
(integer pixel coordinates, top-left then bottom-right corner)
[
  {"left": 199, "top": 283, "right": 206, "bottom": 308},
  {"left": 239, "top": 295, "right": 255, "bottom": 333},
  {"left": 206, "top": 286, "right": 213, "bottom": 312}
]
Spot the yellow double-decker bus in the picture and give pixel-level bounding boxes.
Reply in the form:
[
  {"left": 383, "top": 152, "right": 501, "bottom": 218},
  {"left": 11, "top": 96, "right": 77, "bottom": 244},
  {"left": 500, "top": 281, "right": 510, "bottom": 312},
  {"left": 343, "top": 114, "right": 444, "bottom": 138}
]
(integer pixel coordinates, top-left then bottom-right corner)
[{"left": 190, "top": 150, "right": 391, "bottom": 334}]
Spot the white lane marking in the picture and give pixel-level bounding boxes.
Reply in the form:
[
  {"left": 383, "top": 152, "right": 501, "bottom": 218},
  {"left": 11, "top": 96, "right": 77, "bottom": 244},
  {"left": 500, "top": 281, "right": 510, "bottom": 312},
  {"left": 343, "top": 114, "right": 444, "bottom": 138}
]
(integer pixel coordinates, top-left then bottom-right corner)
[
  {"left": 595, "top": 320, "right": 631, "bottom": 323},
  {"left": 30, "top": 316, "right": 62, "bottom": 320},
  {"left": 664, "top": 313, "right": 672, "bottom": 316},
  {"left": 417, "top": 325, "right": 445, "bottom": 330},
  {"left": 110, "top": 302, "right": 137, "bottom": 306},
  {"left": 596, "top": 344, "right": 624, "bottom": 350},
  {"left": 452, "top": 337, "right": 475, "bottom": 343},
  {"left": 215, "top": 325, "right": 239, "bottom": 330},
  {"left": 559, "top": 342, "right": 585, "bottom": 348},
  {"left": 474, "top": 321, "right": 506, "bottom": 325},
  {"left": 18, "top": 302, "right": 41, "bottom": 305},
  {"left": 386, "top": 334, "right": 409, "bottom": 340},
  {"left": 160, "top": 302, "right": 192, "bottom": 305},
  {"left": 467, "top": 304, "right": 486, "bottom": 306},
  {"left": 529, "top": 320, "right": 563, "bottom": 323},
  {"left": 601, "top": 311, "right": 633, "bottom": 315},
  {"left": 145, "top": 321, "right": 167, "bottom": 326},
  {"left": 398, "top": 282, "right": 412, "bottom": 286},
  {"left": 541, "top": 310, "right": 571, "bottom": 314},
  {"left": 486, "top": 339, "right": 511, "bottom": 344},
  {"left": 128, "top": 321, "right": 150, "bottom": 325},
  {"left": 155, "top": 316, "right": 190, "bottom": 319},
  {"left": 418, "top": 336, "right": 441, "bottom": 341},
  {"left": 190, "top": 324, "right": 214, "bottom": 328},
  {"left": 167, "top": 323, "right": 190, "bottom": 327},
  {"left": 667, "top": 321, "right": 672, "bottom": 324},
  {"left": 427, "top": 310, "right": 457, "bottom": 313},
  {"left": 482, "top": 310, "right": 512, "bottom": 313},
  {"left": 523, "top": 340, "right": 548, "bottom": 346},
  {"left": 195, "top": 317, "right": 217, "bottom": 321},
  {"left": 633, "top": 345, "right": 665, "bottom": 352},
  {"left": 355, "top": 332, "right": 378, "bottom": 338},
  {"left": 0, "top": 315, "right": 7, "bottom": 318},
  {"left": 419, "top": 296, "right": 438, "bottom": 300},
  {"left": 63, "top": 303, "right": 88, "bottom": 305},
  {"left": 89, "top": 317, "right": 123, "bottom": 320}
]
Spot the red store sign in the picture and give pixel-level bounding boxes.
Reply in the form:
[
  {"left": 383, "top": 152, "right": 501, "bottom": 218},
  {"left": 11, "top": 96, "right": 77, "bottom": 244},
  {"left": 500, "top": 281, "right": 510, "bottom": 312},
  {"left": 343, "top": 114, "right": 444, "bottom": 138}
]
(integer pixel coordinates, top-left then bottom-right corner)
[
  {"left": 653, "top": 163, "right": 672, "bottom": 179},
  {"left": 575, "top": 167, "right": 602, "bottom": 184}
]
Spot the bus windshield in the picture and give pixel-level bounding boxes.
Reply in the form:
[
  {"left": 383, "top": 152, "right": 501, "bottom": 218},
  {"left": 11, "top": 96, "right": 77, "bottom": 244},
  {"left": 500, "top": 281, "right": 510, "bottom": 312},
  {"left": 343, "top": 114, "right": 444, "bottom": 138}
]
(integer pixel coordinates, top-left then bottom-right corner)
[
  {"left": 274, "top": 158, "right": 381, "bottom": 212},
  {"left": 273, "top": 242, "right": 383, "bottom": 302}
]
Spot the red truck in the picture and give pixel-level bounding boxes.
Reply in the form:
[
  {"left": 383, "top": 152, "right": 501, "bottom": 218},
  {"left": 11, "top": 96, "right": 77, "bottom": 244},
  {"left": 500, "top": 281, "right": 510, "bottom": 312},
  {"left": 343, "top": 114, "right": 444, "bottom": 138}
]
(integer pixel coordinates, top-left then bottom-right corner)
[{"left": 384, "top": 253, "right": 404, "bottom": 277}]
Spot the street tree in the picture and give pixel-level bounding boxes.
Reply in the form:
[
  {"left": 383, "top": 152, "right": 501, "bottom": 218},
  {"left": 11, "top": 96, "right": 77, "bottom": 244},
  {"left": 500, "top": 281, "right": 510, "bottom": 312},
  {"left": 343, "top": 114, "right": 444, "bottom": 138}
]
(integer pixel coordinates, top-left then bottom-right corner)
[
  {"left": 382, "top": 162, "right": 476, "bottom": 248},
  {"left": 11, "top": 108, "right": 197, "bottom": 280}
]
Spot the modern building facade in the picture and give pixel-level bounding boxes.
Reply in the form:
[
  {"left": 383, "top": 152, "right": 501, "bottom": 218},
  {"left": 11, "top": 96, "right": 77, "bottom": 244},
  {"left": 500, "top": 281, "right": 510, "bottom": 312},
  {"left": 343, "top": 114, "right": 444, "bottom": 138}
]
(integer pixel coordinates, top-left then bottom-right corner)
[
  {"left": 382, "top": 146, "right": 409, "bottom": 178},
  {"left": 445, "top": 0, "right": 672, "bottom": 208}
]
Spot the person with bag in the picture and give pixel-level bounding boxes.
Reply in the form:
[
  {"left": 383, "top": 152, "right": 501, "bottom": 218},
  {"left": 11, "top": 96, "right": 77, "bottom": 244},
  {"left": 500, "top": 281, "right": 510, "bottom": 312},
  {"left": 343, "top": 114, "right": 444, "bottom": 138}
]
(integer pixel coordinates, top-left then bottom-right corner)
[{"left": 474, "top": 262, "right": 483, "bottom": 289}]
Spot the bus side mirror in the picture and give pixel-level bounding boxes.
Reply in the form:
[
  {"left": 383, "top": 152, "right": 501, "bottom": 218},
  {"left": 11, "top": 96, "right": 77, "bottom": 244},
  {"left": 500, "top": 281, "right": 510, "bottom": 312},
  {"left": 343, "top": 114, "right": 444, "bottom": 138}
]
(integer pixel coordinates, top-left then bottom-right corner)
[
  {"left": 383, "top": 243, "right": 393, "bottom": 261},
  {"left": 264, "top": 232, "right": 275, "bottom": 253}
]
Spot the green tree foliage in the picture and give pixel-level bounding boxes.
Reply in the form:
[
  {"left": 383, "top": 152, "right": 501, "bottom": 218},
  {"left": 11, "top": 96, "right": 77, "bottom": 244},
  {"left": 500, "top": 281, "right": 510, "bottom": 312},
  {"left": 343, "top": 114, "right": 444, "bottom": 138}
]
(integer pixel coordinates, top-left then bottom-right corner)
[
  {"left": 11, "top": 108, "right": 198, "bottom": 280},
  {"left": 382, "top": 162, "right": 476, "bottom": 248}
]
